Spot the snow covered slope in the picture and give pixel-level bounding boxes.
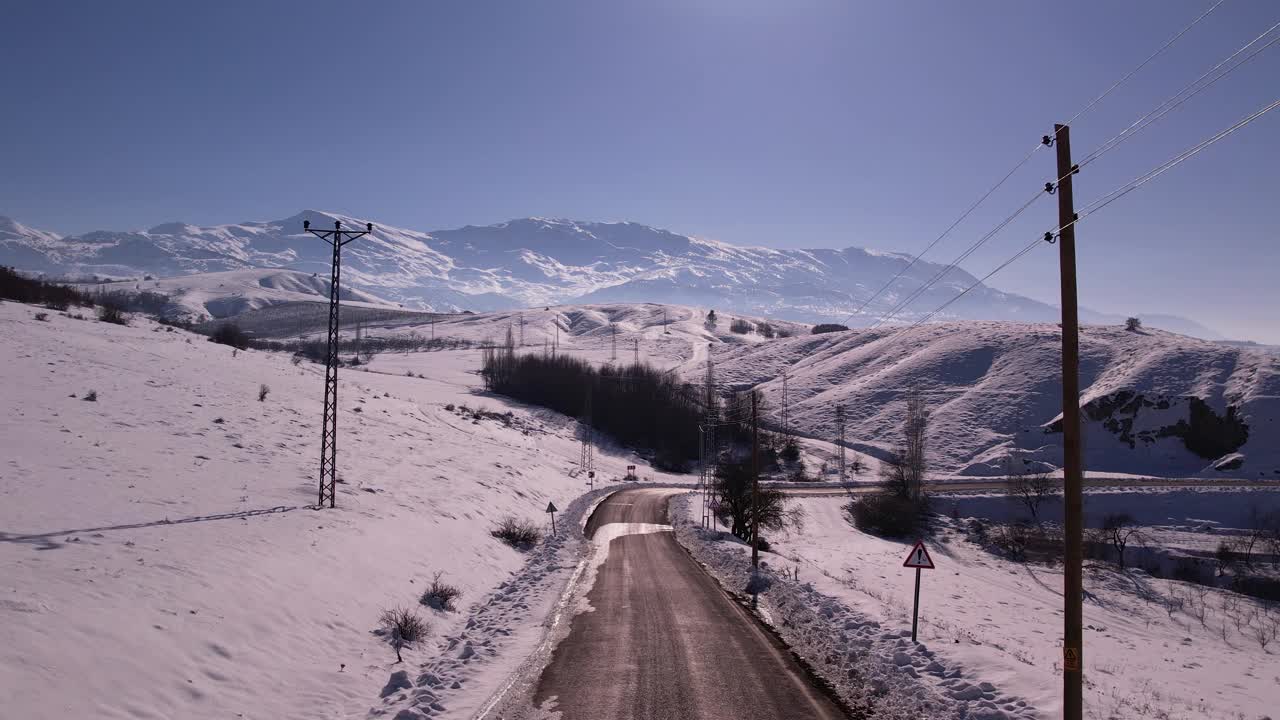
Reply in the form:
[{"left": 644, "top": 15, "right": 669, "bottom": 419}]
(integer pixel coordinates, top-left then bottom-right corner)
[
  {"left": 87, "top": 268, "right": 396, "bottom": 321},
  {"left": 0, "top": 300, "right": 677, "bottom": 720},
  {"left": 287, "top": 301, "right": 1278, "bottom": 480},
  {"left": 0, "top": 212, "right": 1216, "bottom": 336},
  {"left": 711, "top": 321, "right": 1280, "bottom": 478}
]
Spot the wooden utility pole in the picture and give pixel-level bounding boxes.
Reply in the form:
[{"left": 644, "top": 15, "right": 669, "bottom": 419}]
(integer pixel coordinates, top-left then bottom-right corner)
[
  {"left": 1053, "top": 123, "right": 1084, "bottom": 720},
  {"left": 751, "top": 391, "right": 760, "bottom": 569}
]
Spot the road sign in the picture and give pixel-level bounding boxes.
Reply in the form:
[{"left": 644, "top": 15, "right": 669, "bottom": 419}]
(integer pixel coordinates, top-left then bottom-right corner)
[
  {"left": 903, "top": 540, "right": 935, "bottom": 569},
  {"left": 546, "top": 501, "right": 558, "bottom": 536},
  {"left": 1063, "top": 647, "right": 1080, "bottom": 672},
  {"left": 903, "top": 540, "right": 935, "bottom": 641}
]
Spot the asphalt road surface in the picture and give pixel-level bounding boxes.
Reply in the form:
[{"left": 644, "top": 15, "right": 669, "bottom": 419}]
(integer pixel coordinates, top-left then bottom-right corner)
[{"left": 531, "top": 488, "right": 846, "bottom": 720}]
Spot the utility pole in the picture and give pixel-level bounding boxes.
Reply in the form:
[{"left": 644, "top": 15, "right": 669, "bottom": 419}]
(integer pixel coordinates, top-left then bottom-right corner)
[
  {"left": 611, "top": 322, "right": 617, "bottom": 361},
  {"left": 1053, "top": 123, "right": 1084, "bottom": 720},
  {"left": 751, "top": 391, "right": 760, "bottom": 570},
  {"left": 633, "top": 337, "right": 639, "bottom": 366},
  {"left": 519, "top": 313, "right": 525, "bottom": 346},
  {"left": 835, "top": 403, "right": 847, "bottom": 480},
  {"left": 663, "top": 308, "right": 669, "bottom": 334},
  {"left": 303, "top": 219, "right": 372, "bottom": 509}
]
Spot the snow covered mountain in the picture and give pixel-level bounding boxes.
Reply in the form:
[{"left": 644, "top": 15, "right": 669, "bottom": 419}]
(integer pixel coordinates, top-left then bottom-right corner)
[
  {"left": 710, "top": 320, "right": 1280, "bottom": 478},
  {"left": 0, "top": 211, "right": 1215, "bottom": 336}
]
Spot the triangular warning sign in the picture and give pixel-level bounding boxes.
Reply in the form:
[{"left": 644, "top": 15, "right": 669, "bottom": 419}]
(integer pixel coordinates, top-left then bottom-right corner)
[
  {"left": 902, "top": 540, "right": 935, "bottom": 569},
  {"left": 546, "top": 501, "right": 558, "bottom": 513}
]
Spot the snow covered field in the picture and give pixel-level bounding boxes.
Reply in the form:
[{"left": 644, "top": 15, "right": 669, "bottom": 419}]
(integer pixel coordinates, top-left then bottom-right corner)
[
  {"left": 0, "top": 301, "right": 678, "bottom": 719},
  {"left": 678, "top": 492, "right": 1280, "bottom": 719}
]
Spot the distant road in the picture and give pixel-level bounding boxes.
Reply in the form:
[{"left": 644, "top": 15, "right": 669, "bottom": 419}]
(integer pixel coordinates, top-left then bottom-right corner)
[
  {"left": 777, "top": 477, "right": 1280, "bottom": 497},
  {"left": 531, "top": 488, "right": 846, "bottom": 719}
]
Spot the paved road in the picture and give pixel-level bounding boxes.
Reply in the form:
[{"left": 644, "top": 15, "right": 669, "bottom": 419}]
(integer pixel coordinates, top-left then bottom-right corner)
[
  {"left": 531, "top": 489, "right": 846, "bottom": 720},
  {"left": 777, "top": 477, "right": 1280, "bottom": 497}
]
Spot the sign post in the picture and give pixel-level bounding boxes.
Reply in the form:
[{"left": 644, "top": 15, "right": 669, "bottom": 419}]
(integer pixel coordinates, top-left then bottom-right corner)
[
  {"left": 902, "top": 540, "right": 935, "bottom": 642},
  {"left": 587, "top": 470, "right": 595, "bottom": 491},
  {"left": 546, "top": 501, "right": 558, "bottom": 536}
]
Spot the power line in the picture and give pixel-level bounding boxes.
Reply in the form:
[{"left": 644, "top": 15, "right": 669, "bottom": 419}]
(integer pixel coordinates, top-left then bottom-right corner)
[
  {"left": 870, "top": 94, "right": 1280, "bottom": 358},
  {"left": 869, "top": 189, "right": 1047, "bottom": 328},
  {"left": 1064, "top": 0, "right": 1229, "bottom": 126},
  {"left": 843, "top": 0, "right": 1229, "bottom": 327},
  {"left": 1079, "top": 94, "right": 1280, "bottom": 218},
  {"left": 847, "top": 140, "right": 1044, "bottom": 320},
  {"left": 1079, "top": 20, "right": 1280, "bottom": 169}
]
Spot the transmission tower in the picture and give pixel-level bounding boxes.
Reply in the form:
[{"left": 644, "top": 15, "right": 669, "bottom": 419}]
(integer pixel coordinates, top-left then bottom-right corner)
[
  {"left": 303, "top": 218, "right": 372, "bottom": 509},
  {"left": 518, "top": 313, "right": 525, "bottom": 346},
  {"left": 579, "top": 386, "right": 595, "bottom": 477},
  {"left": 702, "top": 344, "right": 718, "bottom": 528},
  {"left": 835, "top": 403, "right": 847, "bottom": 481}
]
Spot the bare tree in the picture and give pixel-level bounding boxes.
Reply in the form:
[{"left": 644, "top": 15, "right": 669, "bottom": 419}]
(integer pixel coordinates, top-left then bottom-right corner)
[
  {"left": 1242, "top": 507, "right": 1280, "bottom": 568},
  {"left": 1003, "top": 455, "right": 1057, "bottom": 523},
  {"left": 1100, "top": 513, "right": 1142, "bottom": 569},
  {"left": 1214, "top": 539, "right": 1238, "bottom": 577},
  {"left": 902, "top": 392, "right": 928, "bottom": 502}
]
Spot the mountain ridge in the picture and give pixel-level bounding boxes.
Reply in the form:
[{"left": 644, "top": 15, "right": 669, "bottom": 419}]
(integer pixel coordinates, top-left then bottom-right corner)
[{"left": 0, "top": 210, "right": 1220, "bottom": 338}]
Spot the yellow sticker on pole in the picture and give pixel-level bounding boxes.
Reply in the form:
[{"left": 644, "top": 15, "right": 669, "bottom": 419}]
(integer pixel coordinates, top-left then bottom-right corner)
[{"left": 1063, "top": 647, "right": 1080, "bottom": 671}]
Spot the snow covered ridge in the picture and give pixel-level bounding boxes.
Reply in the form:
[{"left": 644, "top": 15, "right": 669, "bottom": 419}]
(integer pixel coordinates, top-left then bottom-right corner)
[
  {"left": 712, "top": 320, "right": 1280, "bottom": 478},
  {"left": 0, "top": 211, "right": 1216, "bottom": 335}
]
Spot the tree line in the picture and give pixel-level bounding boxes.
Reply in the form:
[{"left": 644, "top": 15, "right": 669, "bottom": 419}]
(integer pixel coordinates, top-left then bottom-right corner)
[{"left": 481, "top": 338, "right": 702, "bottom": 470}]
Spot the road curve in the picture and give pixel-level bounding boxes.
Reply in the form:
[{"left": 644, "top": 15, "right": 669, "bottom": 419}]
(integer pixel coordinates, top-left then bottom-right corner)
[{"left": 531, "top": 488, "right": 846, "bottom": 720}]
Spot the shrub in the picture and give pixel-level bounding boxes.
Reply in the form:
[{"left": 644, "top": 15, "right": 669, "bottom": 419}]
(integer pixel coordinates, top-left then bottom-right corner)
[
  {"left": 258, "top": 384, "right": 270, "bottom": 402},
  {"left": 97, "top": 302, "right": 129, "bottom": 325},
  {"left": 1125, "top": 317, "right": 1142, "bottom": 331},
  {"left": 379, "top": 606, "right": 428, "bottom": 663},
  {"left": 779, "top": 439, "right": 800, "bottom": 463},
  {"left": 1172, "top": 556, "right": 1207, "bottom": 584},
  {"left": 758, "top": 322, "right": 775, "bottom": 338},
  {"left": 34, "top": 312, "right": 49, "bottom": 322},
  {"left": 490, "top": 516, "right": 542, "bottom": 549},
  {"left": 1230, "top": 575, "right": 1280, "bottom": 602},
  {"left": 811, "top": 323, "right": 849, "bottom": 335},
  {"left": 729, "top": 318, "right": 753, "bottom": 334},
  {"left": 844, "top": 492, "right": 923, "bottom": 537},
  {"left": 209, "top": 322, "right": 250, "bottom": 350},
  {"left": 82, "top": 390, "right": 98, "bottom": 402},
  {"left": 991, "top": 522, "right": 1063, "bottom": 564},
  {"left": 419, "top": 571, "right": 463, "bottom": 611}
]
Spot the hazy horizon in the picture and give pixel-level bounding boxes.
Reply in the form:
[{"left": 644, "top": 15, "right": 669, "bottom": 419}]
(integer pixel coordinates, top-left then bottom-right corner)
[{"left": 3, "top": 0, "right": 1277, "bottom": 341}]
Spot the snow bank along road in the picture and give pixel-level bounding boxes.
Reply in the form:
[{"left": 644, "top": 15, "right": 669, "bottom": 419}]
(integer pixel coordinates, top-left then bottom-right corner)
[{"left": 528, "top": 488, "right": 846, "bottom": 719}]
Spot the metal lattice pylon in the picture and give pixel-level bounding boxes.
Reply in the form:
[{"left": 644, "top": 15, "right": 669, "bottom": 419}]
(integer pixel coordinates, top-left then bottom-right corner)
[{"left": 304, "top": 218, "right": 372, "bottom": 508}]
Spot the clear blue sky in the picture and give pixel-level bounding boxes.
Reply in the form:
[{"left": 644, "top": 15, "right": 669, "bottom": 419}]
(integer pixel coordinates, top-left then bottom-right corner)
[{"left": 3, "top": 1, "right": 1277, "bottom": 341}]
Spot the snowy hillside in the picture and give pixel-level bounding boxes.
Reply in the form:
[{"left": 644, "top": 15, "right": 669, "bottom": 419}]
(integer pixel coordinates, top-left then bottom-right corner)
[
  {"left": 0, "top": 300, "right": 679, "bottom": 719},
  {"left": 85, "top": 268, "right": 397, "bottom": 321},
  {"left": 0, "top": 212, "right": 1216, "bottom": 336},
  {"left": 710, "top": 321, "right": 1280, "bottom": 478},
  {"left": 286, "top": 301, "right": 1278, "bottom": 480}
]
